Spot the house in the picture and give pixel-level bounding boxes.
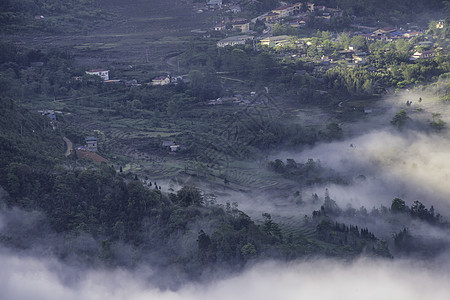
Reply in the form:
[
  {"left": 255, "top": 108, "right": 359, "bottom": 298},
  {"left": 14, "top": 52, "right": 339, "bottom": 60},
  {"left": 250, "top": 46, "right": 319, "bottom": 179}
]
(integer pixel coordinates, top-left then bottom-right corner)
[
  {"left": 170, "top": 76, "right": 183, "bottom": 84},
  {"left": 315, "top": 5, "right": 326, "bottom": 11},
  {"left": 217, "top": 35, "right": 253, "bottom": 47},
  {"left": 207, "top": 0, "right": 222, "bottom": 7},
  {"left": 373, "top": 27, "right": 396, "bottom": 36},
  {"left": 293, "top": 2, "right": 303, "bottom": 13},
  {"left": 41, "top": 110, "right": 55, "bottom": 120},
  {"left": 260, "top": 35, "right": 292, "bottom": 47},
  {"left": 214, "top": 23, "right": 226, "bottom": 31},
  {"left": 265, "top": 12, "right": 280, "bottom": 22},
  {"left": 151, "top": 75, "right": 171, "bottom": 86},
  {"left": 170, "top": 145, "right": 180, "bottom": 152},
  {"left": 272, "top": 4, "right": 294, "bottom": 18},
  {"left": 85, "top": 136, "right": 98, "bottom": 152},
  {"left": 288, "top": 17, "right": 308, "bottom": 27},
  {"left": 85, "top": 69, "right": 109, "bottom": 81},
  {"left": 404, "top": 31, "right": 422, "bottom": 38},
  {"left": 338, "top": 49, "right": 354, "bottom": 60},
  {"left": 30, "top": 62, "right": 44, "bottom": 67},
  {"left": 389, "top": 31, "right": 406, "bottom": 39},
  {"left": 320, "top": 12, "right": 331, "bottom": 20},
  {"left": 287, "top": 19, "right": 301, "bottom": 27},
  {"left": 229, "top": 5, "right": 241, "bottom": 13},
  {"left": 410, "top": 50, "right": 434, "bottom": 60},
  {"left": 298, "top": 18, "right": 307, "bottom": 27},
  {"left": 436, "top": 20, "right": 445, "bottom": 29},
  {"left": 416, "top": 41, "right": 433, "bottom": 48},
  {"left": 124, "top": 79, "right": 139, "bottom": 86},
  {"left": 162, "top": 140, "right": 176, "bottom": 147},
  {"left": 353, "top": 52, "right": 368, "bottom": 64},
  {"left": 231, "top": 18, "right": 250, "bottom": 32},
  {"left": 364, "top": 107, "right": 373, "bottom": 114},
  {"left": 306, "top": 2, "right": 315, "bottom": 12},
  {"left": 208, "top": 98, "right": 223, "bottom": 105}
]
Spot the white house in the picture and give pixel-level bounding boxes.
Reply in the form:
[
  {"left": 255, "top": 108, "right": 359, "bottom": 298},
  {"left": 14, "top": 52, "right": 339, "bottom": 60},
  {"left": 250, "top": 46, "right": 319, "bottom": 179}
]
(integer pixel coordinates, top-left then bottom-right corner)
[
  {"left": 217, "top": 35, "right": 253, "bottom": 47},
  {"left": 85, "top": 69, "right": 109, "bottom": 81},
  {"left": 207, "top": 0, "right": 222, "bottom": 7},
  {"left": 410, "top": 50, "right": 434, "bottom": 60},
  {"left": 85, "top": 136, "right": 98, "bottom": 152}
]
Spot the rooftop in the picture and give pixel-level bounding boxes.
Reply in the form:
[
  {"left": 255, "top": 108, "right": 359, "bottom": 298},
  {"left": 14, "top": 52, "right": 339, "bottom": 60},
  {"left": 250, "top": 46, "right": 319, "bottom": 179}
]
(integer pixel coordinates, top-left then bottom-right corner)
[
  {"left": 218, "top": 35, "right": 253, "bottom": 42},
  {"left": 88, "top": 69, "right": 108, "bottom": 72},
  {"left": 260, "top": 35, "right": 292, "bottom": 42}
]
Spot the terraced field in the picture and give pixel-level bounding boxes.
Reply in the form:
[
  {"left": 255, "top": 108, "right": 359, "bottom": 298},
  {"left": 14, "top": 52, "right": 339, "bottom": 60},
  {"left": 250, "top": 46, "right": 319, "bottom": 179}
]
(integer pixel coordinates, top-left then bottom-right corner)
[{"left": 278, "top": 216, "right": 317, "bottom": 239}]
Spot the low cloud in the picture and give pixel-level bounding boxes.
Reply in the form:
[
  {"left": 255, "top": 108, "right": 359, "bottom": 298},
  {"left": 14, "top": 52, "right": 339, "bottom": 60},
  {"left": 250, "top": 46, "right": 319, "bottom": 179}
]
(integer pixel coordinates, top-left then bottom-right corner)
[
  {"left": 1, "top": 250, "right": 450, "bottom": 300},
  {"left": 269, "top": 89, "right": 450, "bottom": 213}
]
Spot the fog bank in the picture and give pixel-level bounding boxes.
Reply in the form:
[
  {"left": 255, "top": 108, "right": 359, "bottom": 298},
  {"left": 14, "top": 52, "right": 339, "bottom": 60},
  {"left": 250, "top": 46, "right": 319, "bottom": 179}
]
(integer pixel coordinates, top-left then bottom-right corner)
[{"left": 2, "top": 249, "right": 450, "bottom": 300}]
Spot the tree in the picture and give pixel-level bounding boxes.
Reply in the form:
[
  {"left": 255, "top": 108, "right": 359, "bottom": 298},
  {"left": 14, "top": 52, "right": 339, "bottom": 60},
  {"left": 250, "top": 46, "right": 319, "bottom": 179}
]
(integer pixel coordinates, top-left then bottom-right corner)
[
  {"left": 177, "top": 185, "right": 203, "bottom": 206},
  {"left": 430, "top": 113, "right": 446, "bottom": 131},
  {"left": 430, "top": 119, "right": 446, "bottom": 131},
  {"left": 197, "top": 230, "right": 211, "bottom": 251},
  {"left": 391, "top": 198, "right": 406, "bottom": 213},
  {"left": 339, "top": 32, "right": 351, "bottom": 49},
  {"left": 241, "top": 242, "right": 257, "bottom": 259},
  {"left": 325, "top": 122, "right": 343, "bottom": 140},
  {"left": 391, "top": 110, "right": 408, "bottom": 128}
]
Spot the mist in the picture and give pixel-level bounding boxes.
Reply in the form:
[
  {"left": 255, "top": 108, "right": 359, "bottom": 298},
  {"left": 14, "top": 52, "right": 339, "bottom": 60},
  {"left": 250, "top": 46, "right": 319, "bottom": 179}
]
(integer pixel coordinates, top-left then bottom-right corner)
[
  {"left": 2, "top": 248, "right": 450, "bottom": 300},
  {"left": 266, "top": 88, "right": 450, "bottom": 212}
]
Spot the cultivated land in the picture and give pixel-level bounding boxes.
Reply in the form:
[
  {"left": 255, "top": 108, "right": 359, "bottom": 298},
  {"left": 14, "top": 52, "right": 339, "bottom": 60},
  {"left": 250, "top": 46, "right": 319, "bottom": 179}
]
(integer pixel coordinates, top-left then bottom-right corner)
[{"left": 5, "top": 0, "right": 337, "bottom": 193}]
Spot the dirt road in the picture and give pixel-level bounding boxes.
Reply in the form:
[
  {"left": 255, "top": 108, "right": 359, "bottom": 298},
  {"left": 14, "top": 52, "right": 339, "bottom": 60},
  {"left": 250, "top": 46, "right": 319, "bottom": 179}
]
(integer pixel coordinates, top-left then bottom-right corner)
[{"left": 63, "top": 137, "right": 73, "bottom": 157}]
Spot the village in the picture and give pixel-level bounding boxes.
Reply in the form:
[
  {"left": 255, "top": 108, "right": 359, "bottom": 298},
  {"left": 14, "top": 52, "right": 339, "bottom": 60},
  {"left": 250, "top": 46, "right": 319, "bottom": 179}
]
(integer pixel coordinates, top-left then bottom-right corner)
[
  {"left": 76, "top": 1, "right": 446, "bottom": 93},
  {"left": 211, "top": 1, "right": 445, "bottom": 66}
]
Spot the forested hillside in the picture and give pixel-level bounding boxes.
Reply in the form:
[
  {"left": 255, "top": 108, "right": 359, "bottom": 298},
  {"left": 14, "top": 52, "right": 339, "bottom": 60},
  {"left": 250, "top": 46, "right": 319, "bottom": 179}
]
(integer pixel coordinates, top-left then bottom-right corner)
[
  {"left": 1, "top": 0, "right": 450, "bottom": 293},
  {"left": 0, "top": 93, "right": 395, "bottom": 286}
]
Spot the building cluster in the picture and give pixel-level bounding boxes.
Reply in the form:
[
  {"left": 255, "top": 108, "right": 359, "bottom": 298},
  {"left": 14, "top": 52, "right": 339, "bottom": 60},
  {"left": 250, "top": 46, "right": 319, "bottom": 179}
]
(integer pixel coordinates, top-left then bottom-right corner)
[
  {"left": 81, "top": 68, "right": 187, "bottom": 87},
  {"left": 263, "top": 2, "right": 340, "bottom": 25},
  {"left": 214, "top": 18, "right": 251, "bottom": 33},
  {"left": 354, "top": 27, "right": 424, "bottom": 42},
  {"left": 150, "top": 74, "right": 184, "bottom": 86},
  {"left": 212, "top": 2, "right": 342, "bottom": 33}
]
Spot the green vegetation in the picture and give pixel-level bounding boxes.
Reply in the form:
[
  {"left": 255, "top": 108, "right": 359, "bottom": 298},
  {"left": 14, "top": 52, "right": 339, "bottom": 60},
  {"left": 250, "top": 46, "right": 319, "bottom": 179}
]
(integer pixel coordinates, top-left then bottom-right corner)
[
  {"left": 1, "top": 0, "right": 450, "bottom": 286},
  {"left": 0, "top": 0, "right": 113, "bottom": 33},
  {"left": 0, "top": 102, "right": 395, "bottom": 279}
]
